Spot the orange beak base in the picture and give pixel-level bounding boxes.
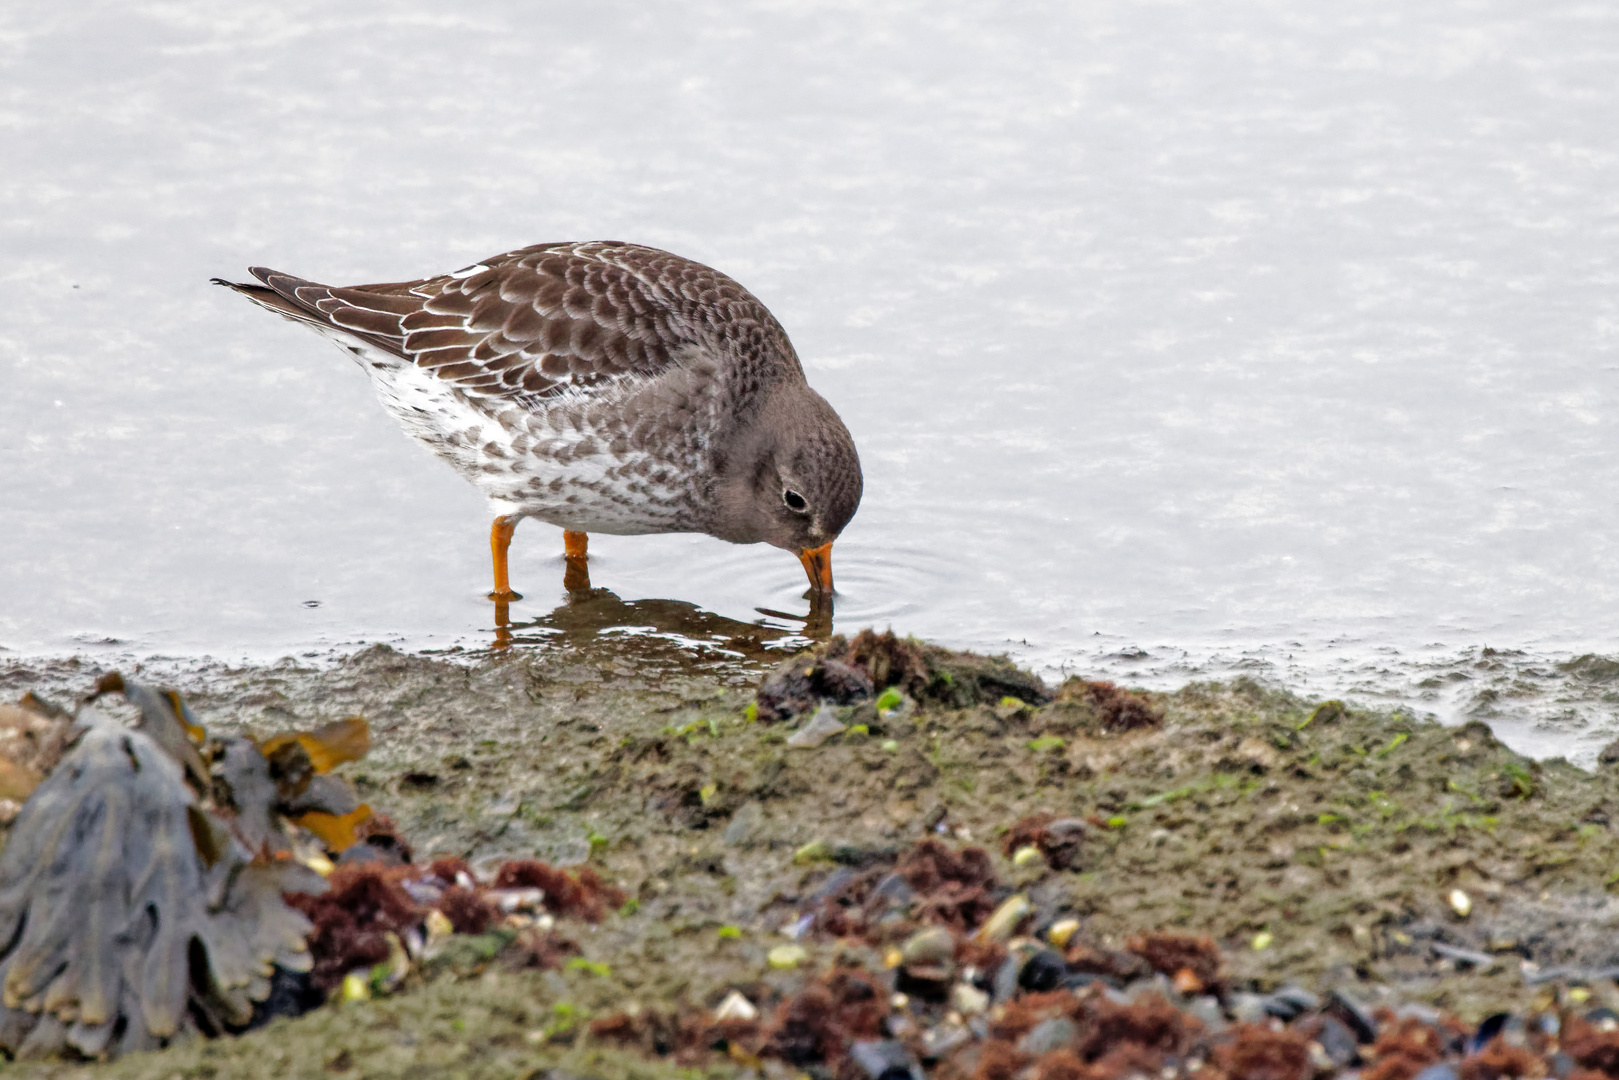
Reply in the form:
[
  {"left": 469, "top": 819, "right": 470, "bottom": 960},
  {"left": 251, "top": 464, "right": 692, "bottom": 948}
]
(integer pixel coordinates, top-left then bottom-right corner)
[{"left": 798, "top": 542, "right": 834, "bottom": 595}]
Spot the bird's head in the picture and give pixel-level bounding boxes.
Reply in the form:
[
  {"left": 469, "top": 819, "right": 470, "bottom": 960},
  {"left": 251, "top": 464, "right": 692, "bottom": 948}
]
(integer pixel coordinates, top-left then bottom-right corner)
[{"left": 709, "top": 383, "right": 862, "bottom": 593}]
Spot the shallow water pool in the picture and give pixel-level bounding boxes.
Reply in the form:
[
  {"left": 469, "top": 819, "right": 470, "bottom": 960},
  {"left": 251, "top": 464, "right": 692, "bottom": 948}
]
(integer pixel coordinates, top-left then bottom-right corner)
[{"left": 2, "top": 2, "right": 1617, "bottom": 760}]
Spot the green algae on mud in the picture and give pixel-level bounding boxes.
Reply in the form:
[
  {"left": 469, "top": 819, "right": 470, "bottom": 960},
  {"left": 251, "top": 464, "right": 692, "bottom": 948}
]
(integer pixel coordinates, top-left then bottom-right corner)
[{"left": 4, "top": 634, "right": 1619, "bottom": 1077}]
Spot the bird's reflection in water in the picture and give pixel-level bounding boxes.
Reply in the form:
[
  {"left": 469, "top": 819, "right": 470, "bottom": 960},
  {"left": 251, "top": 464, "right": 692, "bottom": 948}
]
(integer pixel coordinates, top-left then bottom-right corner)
[{"left": 489, "top": 560, "right": 833, "bottom": 657}]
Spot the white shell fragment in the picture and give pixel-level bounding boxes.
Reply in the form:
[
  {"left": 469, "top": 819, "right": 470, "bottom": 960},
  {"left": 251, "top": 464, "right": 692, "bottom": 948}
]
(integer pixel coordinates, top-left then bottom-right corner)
[
  {"left": 715, "top": 989, "right": 759, "bottom": 1022},
  {"left": 488, "top": 887, "right": 547, "bottom": 913},
  {"left": 786, "top": 705, "right": 847, "bottom": 749}
]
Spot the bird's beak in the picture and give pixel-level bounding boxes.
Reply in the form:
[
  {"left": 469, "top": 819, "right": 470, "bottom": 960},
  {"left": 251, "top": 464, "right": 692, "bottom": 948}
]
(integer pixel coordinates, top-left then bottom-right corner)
[{"left": 798, "top": 542, "right": 834, "bottom": 595}]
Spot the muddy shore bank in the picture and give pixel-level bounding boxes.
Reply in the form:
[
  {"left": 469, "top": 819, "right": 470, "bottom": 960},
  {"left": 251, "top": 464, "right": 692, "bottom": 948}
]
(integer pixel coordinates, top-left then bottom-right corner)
[{"left": 3, "top": 630, "right": 1619, "bottom": 1079}]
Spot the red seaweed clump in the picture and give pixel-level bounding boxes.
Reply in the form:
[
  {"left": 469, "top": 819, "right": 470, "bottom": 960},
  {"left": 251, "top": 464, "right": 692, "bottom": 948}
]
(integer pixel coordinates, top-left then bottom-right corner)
[
  {"left": 1076, "top": 1043, "right": 1172, "bottom": 1080},
  {"left": 411, "top": 856, "right": 497, "bottom": 933},
  {"left": 491, "top": 859, "right": 628, "bottom": 922},
  {"left": 896, "top": 839, "right": 1001, "bottom": 932},
  {"left": 1207, "top": 1024, "right": 1313, "bottom": 1080},
  {"left": 1029, "top": 1048, "right": 1089, "bottom": 1080},
  {"left": 766, "top": 969, "right": 888, "bottom": 1066},
  {"left": 1069, "top": 679, "right": 1162, "bottom": 731},
  {"left": 1062, "top": 941, "right": 1151, "bottom": 982},
  {"left": 1362, "top": 1016, "right": 1446, "bottom": 1080},
  {"left": 1124, "top": 932, "right": 1222, "bottom": 993},
  {"left": 1078, "top": 991, "right": 1198, "bottom": 1062},
  {"left": 1457, "top": 1037, "right": 1544, "bottom": 1080},
  {"left": 436, "top": 883, "right": 497, "bottom": 934},
  {"left": 576, "top": 922, "right": 1619, "bottom": 1080},
  {"left": 988, "top": 989, "right": 1084, "bottom": 1041},
  {"left": 1563, "top": 1015, "right": 1619, "bottom": 1075},
  {"left": 977, "top": 989, "right": 1195, "bottom": 1080},
  {"left": 971, "top": 1038, "right": 1030, "bottom": 1080},
  {"left": 286, "top": 864, "right": 423, "bottom": 991}
]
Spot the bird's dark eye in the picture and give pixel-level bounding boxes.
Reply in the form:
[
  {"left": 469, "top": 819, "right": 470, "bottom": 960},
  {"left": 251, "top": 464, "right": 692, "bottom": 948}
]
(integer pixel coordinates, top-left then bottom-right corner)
[{"left": 783, "top": 489, "right": 808, "bottom": 513}]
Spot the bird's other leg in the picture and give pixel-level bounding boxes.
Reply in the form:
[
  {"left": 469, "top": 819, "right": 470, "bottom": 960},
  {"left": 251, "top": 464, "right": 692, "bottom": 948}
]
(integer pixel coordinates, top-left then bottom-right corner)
[
  {"left": 563, "top": 530, "right": 591, "bottom": 594},
  {"left": 489, "top": 515, "right": 522, "bottom": 602}
]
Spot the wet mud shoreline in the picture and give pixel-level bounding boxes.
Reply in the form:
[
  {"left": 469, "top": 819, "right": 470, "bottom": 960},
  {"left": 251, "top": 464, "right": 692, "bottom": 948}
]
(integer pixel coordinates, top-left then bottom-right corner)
[{"left": 4, "top": 630, "right": 1619, "bottom": 1079}]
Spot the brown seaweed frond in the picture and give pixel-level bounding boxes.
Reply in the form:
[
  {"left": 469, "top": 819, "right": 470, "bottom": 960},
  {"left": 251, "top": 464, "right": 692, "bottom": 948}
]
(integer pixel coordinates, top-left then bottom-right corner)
[{"left": 0, "top": 680, "right": 330, "bottom": 1060}]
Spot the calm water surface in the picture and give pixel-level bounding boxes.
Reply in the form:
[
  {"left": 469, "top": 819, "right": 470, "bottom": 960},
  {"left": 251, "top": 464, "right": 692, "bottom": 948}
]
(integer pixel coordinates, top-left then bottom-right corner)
[{"left": 3, "top": 2, "right": 1618, "bottom": 760}]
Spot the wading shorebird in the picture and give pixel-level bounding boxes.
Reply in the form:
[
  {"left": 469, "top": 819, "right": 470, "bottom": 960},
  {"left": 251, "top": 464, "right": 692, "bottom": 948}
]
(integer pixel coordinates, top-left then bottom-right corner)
[{"left": 216, "top": 242, "right": 862, "bottom": 611}]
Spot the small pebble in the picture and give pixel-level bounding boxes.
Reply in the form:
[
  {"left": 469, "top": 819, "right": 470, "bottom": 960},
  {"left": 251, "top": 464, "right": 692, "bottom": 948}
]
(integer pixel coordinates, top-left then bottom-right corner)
[
  {"left": 1018, "top": 950, "right": 1068, "bottom": 994},
  {"left": 1450, "top": 888, "right": 1472, "bottom": 917},
  {"left": 1172, "top": 968, "right": 1203, "bottom": 996},
  {"left": 950, "top": 982, "right": 990, "bottom": 1016},
  {"left": 919, "top": 1023, "right": 971, "bottom": 1060},
  {"left": 1329, "top": 988, "right": 1380, "bottom": 1044},
  {"left": 768, "top": 944, "right": 807, "bottom": 970},
  {"left": 723, "top": 801, "right": 765, "bottom": 846},
  {"left": 992, "top": 954, "right": 1021, "bottom": 1003},
  {"left": 1012, "top": 844, "right": 1045, "bottom": 868},
  {"left": 1265, "top": 984, "right": 1320, "bottom": 1020},
  {"left": 423, "top": 909, "right": 454, "bottom": 949},
  {"left": 1314, "top": 1015, "right": 1359, "bottom": 1067},
  {"left": 1047, "top": 918, "right": 1080, "bottom": 948},
  {"left": 1017, "top": 1016, "right": 1078, "bottom": 1056},
  {"left": 849, "top": 1039, "right": 919, "bottom": 1080},
  {"left": 793, "top": 840, "right": 833, "bottom": 864},
  {"left": 902, "top": 926, "right": 957, "bottom": 965},
  {"left": 340, "top": 971, "right": 370, "bottom": 1003},
  {"left": 974, "top": 893, "right": 1031, "bottom": 943},
  {"left": 1413, "top": 1065, "right": 1458, "bottom": 1080},
  {"left": 1229, "top": 993, "right": 1268, "bottom": 1024},
  {"left": 1184, "top": 995, "right": 1226, "bottom": 1031}
]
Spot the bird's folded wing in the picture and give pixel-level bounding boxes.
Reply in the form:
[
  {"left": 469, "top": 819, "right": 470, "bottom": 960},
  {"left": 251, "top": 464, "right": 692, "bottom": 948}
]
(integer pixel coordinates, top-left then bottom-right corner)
[{"left": 246, "top": 241, "right": 761, "bottom": 406}]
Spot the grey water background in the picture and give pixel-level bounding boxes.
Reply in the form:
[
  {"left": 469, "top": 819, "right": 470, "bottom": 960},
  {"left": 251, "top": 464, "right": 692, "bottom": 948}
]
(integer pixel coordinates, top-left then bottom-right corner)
[{"left": 3, "top": 2, "right": 1618, "bottom": 761}]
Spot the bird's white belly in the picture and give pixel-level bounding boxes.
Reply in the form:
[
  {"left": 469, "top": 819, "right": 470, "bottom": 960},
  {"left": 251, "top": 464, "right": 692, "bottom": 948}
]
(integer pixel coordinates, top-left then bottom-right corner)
[{"left": 342, "top": 341, "right": 688, "bottom": 535}]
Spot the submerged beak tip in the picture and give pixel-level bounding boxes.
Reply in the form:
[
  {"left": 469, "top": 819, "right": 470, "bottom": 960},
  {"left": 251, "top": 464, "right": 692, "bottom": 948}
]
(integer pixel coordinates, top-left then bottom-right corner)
[{"left": 798, "top": 542, "right": 835, "bottom": 594}]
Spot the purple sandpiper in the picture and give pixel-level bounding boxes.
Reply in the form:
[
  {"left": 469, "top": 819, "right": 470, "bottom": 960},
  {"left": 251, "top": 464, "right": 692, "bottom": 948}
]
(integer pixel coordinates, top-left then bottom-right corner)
[{"left": 215, "top": 242, "right": 862, "bottom": 602}]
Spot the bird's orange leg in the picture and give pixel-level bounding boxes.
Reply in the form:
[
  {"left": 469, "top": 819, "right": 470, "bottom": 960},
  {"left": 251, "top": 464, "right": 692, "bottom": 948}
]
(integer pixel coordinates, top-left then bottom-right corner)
[
  {"left": 489, "top": 515, "right": 522, "bottom": 602},
  {"left": 563, "top": 530, "right": 591, "bottom": 593}
]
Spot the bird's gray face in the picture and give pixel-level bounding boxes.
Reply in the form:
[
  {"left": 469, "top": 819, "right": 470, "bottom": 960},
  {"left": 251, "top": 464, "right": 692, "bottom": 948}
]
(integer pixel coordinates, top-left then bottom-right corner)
[{"left": 709, "top": 386, "right": 863, "bottom": 592}]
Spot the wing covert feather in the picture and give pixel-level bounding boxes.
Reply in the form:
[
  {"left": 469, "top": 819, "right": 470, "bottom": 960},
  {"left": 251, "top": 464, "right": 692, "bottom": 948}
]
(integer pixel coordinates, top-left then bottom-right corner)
[{"left": 250, "top": 242, "right": 787, "bottom": 406}]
